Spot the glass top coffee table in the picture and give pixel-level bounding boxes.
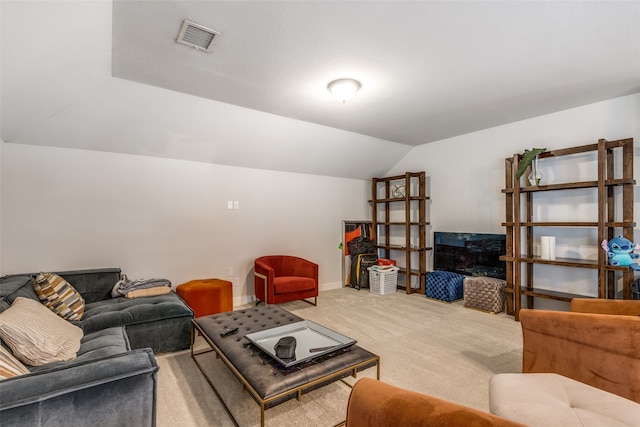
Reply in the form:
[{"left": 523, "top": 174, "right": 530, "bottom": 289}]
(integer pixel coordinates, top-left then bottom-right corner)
[{"left": 190, "top": 305, "right": 380, "bottom": 427}]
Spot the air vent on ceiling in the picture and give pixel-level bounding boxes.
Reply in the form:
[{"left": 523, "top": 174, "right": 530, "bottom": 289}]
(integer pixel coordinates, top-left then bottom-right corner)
[{"left": 176, "top": 20, "right": 220, "bottom": 52}]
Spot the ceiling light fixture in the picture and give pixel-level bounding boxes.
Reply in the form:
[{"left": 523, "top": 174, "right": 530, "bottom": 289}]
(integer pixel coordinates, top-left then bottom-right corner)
[{"left": 327, "top": 78, "right": 361, "bottom": 103}]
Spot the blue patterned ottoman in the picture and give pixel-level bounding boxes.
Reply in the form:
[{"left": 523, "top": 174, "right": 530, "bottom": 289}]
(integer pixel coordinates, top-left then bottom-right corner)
[{"left": 425, "top": 271, "right": 465, "bottom": 302}]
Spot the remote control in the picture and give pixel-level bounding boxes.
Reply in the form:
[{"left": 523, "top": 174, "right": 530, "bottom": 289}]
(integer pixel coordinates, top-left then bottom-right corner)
[
  {"left": 309, "top": 346, "right": 335, "bottom": 353},
  {"left": 220, "top": 327, "right": 238, "bottom": 337}
]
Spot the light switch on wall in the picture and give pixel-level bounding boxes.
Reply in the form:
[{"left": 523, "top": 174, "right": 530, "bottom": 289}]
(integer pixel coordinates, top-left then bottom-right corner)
[
  {"left": 227, "top": 200, "right": 234, "bottom": 209},
  {"left": 233, "top": 201, "right": 240, "bottom": 209}
]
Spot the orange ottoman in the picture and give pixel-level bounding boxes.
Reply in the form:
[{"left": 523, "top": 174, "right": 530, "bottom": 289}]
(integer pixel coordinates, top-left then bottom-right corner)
[{"left": 176, "top": 279, "right": 233, "bottom": 318}]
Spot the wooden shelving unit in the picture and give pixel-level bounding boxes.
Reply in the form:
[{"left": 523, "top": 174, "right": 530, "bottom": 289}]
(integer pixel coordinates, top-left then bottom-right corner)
[
  {"left": 371, "top": 171, "right": 431, "bottom": 294},
  {"left": 502, "top": 138, "right": 635, "bottom": 320}
]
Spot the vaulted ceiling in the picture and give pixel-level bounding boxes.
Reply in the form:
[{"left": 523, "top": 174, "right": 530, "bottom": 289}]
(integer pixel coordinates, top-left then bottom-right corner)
[
  {"left": 111, "top": 0, "right": 640, "bottom": 146},
  {"left": 2, "top": 1, "right": 640, "bottom": 179}
]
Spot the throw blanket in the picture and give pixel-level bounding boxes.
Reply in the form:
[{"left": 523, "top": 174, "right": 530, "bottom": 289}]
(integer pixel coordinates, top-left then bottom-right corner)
[
  {"left": 125, "top": 287, "right": 171, "bottom": 299},
  {"left": 111, "top": 274, "right": 172, "bottom": 298}
]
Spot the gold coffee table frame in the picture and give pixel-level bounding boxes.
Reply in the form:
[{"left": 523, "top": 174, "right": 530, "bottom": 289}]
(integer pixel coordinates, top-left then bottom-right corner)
[{"left": 190, "top": 320, "right": 380, "bottom": 427}]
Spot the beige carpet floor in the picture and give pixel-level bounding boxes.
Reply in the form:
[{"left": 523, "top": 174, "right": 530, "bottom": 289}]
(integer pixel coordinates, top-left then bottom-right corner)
[{"left": 155, "top": 287, "right": 523, "bottom": 427}]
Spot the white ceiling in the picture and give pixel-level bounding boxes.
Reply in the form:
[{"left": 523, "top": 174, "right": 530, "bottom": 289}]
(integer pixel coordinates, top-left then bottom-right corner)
[
  {"left": 112, "top": 0, "right": 640, "bottom": 146},
  {"left": 2, "top": 1, "right": 640, "bottom": 179}
]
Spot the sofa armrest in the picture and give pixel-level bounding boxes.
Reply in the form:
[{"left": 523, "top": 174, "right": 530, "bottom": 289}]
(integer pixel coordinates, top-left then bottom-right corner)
[
  {"left": 570, "top": 298, "right": 640, "bottom": 315},
  {"left": 345, "top": 378, "right": 525, "bottom": 427},
  {"left": 0, "top": 348, "right": 158, "bottom": 427},
  {"left": 520, "top": 308, "right": 640, "bottom": 403}
]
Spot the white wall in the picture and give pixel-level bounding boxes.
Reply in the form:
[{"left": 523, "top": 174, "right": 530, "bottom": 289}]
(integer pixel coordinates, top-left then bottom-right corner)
[
  {"left": 0, "top": 0, "right": 3, "bottom": 277},
  {"left": 0, "top": 138, "right": 4, "bottom": 277},
  {"left": 1, "top": 144, "right": 370, "bottom": 305},
  {"left": 2, "top": 94, "right": 639, "bottom": 307},
  {"left": 391, "top": 93, "right": 640, "bottom": 233},
  {"left": 390, "top": 93, "right": 640, "bottom": 306},
  {"left": 0, "top": 139, "right": 3, "bottom": 277}
]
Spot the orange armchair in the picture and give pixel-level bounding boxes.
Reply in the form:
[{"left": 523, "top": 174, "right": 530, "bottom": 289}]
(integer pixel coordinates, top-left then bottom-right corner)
[
  {"left": 254, "top": 255, "right": 318, "bottom": 306},
  {"left": 345, "top": 378, "right": 525, "bottom": 427},
  {"left": 488, "top": 299, "right": 640, "bottom": 426},
  {"left": 520, "top": 299, "right": 640, "bottom": 403}
]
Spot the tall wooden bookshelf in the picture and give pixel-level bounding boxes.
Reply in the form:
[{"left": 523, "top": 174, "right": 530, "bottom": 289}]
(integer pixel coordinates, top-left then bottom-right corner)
[
  {"left": 371, "top": 172, "right": 431, "bottom": 294},
  {"left": 502, "top": 138, "right": 635, "bottom": 320}
]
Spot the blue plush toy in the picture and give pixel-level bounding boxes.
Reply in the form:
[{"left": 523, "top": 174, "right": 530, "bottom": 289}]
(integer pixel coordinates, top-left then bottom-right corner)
[{"left": 601, "top": 236, "right": 640, "bottom": 270}]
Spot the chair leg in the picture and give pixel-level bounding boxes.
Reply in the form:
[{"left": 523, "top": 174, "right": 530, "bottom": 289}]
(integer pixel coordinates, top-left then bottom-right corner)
[
  {"left": 302, "top": 297, "right": 317, "bottom": 307},
  {"left": 254, "top": 272, "right": 268, "bottom": 305}
]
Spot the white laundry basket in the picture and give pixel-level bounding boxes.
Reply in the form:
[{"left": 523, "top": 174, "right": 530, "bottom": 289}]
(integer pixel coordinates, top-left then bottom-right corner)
[{"left": 368, "top": 266, "right": 399, "bottom": 295}]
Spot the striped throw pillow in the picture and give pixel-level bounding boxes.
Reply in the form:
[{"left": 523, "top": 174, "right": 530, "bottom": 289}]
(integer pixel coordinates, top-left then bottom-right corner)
[
  {"left": 0, "top": 297, "right": 83, "bottom": 366},
  {"left": 0, "top": 345, "right": 30, "bottom": 380},
  {"left": 34, "top": 273, "right": 85, "bottom": 321}
]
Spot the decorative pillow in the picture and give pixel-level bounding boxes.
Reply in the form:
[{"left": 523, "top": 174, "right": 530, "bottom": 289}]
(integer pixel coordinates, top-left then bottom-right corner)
[
  {"left": 0, "top": 297, "right": 83, "bottom": 366},
  {"left": 33, "top": 272, "right": 85, "bottom": 320},
  {"left": 0, "top": 345, "right": 30, "bottom": 380}
]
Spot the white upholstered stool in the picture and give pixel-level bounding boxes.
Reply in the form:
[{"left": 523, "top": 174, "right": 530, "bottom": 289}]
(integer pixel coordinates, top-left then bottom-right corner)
[{"left": 490, "top": 373, "right": 640, "bottom": 427}]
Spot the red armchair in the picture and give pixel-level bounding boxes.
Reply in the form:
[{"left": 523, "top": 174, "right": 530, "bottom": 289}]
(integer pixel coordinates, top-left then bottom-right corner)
[{"left": 254, "top": 255, "right": 318, "bottom": 305}]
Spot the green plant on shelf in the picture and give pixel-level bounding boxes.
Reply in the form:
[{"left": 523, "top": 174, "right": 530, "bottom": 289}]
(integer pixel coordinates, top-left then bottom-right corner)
[{"left": 516, "top": 148, "right": 546, "bottom": 183}]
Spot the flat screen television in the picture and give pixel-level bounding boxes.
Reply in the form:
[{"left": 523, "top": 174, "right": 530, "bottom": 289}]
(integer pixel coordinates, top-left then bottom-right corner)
[{"left": 434, "top": 232, "right": 506, "bottom": 280}]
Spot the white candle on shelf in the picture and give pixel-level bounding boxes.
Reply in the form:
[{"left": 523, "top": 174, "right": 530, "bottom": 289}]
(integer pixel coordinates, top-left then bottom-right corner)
[{"left": 541, "top": 236, "right": 556, "bottom": 260}]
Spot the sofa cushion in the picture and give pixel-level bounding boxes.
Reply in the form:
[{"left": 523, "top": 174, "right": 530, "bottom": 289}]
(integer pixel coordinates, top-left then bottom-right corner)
[
  {"left": 55, "top": 268, "right": 121, "bottom": 304},
  {"left": 0, "top": 297, "right": 83, "bottom": 366},
  {"left": 34, "top": 273, "right": 85, "bottom": 321},
  {"left": 28, "top": 326, "right": 131, "bottom": 374},
  {"left": 0, "top": 346, "right": 30, "bottom": 379},
  {"left": 0, "top": 275, "right": 39, "bottom": 310},
  {"left": 490, "top": 373, "right": 640, "bottom": 427},
  {"left": 75, "top": 292, "right": 193, "bottom": 335},
  {"left": 76, "top": 326, "right": 130, "bottom": 358}
]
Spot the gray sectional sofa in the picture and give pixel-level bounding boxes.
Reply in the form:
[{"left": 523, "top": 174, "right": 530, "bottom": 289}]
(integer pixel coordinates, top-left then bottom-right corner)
[{"left": 0, "top": 267, "right": 194, "bottom": 427}]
